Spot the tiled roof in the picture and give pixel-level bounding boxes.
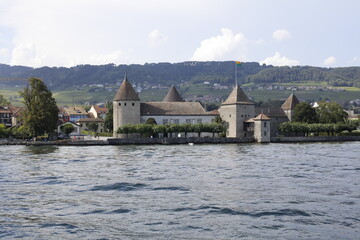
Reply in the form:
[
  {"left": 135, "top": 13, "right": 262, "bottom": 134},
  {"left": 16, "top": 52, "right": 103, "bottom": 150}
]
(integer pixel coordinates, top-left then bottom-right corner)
[
  {"left": 163, "top": 86, "right": 184, "bottom": 102},
  {"left": 281, "top": 93, "right": 300, "bottom": 110},
  {"left": 255, "top": 107, "right": 287, "bottom": 117},
  {"left": 223, "top": 85, "right": 253, "bottom": 105},
  {"left": 141, "top": 102, "right": 218, "bottom": 116},
  {"left": 254, "top": 113, "right": 271, "bottom": 120},
  {"left": 76, "top": 118, "right": 104, "bottom": 123},
  {"left": 64, "top": 107, "right": 87, "bottom": 115},
  {"left": 113, "top": 75, "right": 140, "bottom": 101},
  {"left": 93, "top": 105, "right": 107, "bottom": 113}
]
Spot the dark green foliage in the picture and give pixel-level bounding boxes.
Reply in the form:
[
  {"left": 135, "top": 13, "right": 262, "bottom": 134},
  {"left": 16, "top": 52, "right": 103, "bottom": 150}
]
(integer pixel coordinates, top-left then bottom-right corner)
[
  {"left": 19, "top": 78, "right": 59, "bottom": 138},
  {"left": 62, "top": 124, "right": 75, "bottom": 135},
  {"left": 2, "top": 62, "right": 358, "bottom": 90},
  {"left": 0, "top": 94, "right": 10, "bottom": 105},
  {"left": 88, "top": 122, "right": 99, "bottom": 132},
  {"left": 280, "top": 122, "right": 357, "bottom": 136},
  {"left": 293, "top": 102, "right": 319, "bottom": 123},
  {"left": 104, "top": 101, "right": 113, "bottom": 132},
  {"left": 116, "top": 122, "right": 225, "bottom": 138},
  {"left": 316, "top": 101, "right": 348, "bottom": 123},
  {"left": 0, "top": 124, "right": 10, "bottom": 138}
]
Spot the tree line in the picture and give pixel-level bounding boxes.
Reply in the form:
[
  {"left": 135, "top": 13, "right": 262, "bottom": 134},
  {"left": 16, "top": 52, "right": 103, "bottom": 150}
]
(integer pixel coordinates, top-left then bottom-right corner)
[
  {"left": 117, "top": 122, "right": 226, "bottom": 138},
  {"left": 1, "top": 62, "right": 359, "bottom": 90},
  {"left": 280, "top": 101, "right": 359, "bottom": 136}
]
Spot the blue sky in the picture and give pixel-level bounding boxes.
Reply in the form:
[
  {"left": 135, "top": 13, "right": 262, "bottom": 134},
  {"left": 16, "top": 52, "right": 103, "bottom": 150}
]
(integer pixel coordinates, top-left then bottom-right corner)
[{"left": 0, "top": 0, "right": 359, "bottom": 67}]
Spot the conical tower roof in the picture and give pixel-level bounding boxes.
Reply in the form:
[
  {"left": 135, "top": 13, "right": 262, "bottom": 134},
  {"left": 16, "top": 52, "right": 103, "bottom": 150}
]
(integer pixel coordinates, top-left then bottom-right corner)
[
  {"left": 223, "top": 85, "right": 252, "bottom": 105},
  {"left": 113, "top": 74, "right": 140, "bottom": 101},
  {"left": 163, "top": 85, "right": 184, "bottom": 102},
  {"left": 281, "top": 93, "right": 299, "bottom": 110}
]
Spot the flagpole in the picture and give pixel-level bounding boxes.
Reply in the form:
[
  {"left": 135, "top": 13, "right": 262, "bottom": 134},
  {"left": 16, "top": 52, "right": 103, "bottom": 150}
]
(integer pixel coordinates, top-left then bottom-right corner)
[{"left": 235, "top": 61, "right": 237, "bottom": 86}]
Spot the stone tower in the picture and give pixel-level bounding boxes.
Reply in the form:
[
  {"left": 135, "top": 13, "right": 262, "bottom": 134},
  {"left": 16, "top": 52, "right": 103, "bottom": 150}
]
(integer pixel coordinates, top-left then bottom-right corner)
[
  {"left": 254, "top": 113, "right": 271, "bottom": 143},
  {"left": 219, "top": 85, "right": 254, "bottom": 137},
  {"left": 281, "top": 93, "right": 300, "bottom": 121},
  {"left": 113, "top": 74, "right": 140, "bottom": 138}
]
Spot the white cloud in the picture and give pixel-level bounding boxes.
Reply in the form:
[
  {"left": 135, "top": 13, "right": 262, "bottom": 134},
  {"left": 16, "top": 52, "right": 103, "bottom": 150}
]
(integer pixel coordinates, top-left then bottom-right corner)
[
  {"left": 0, "top": 48, "right": 10, "bottom": 57},
  {"left": 87, "top": 50, "right": 125, "bottom": 65},
  {"left": 323, "top": 56, "right": 336, "bottom": 66},
  {"left": 148, "top": 29, "right": 168, "bottom": 47},
  {"left": 191, "top": 28, "right": 247, "bottom": 61},
  {"left": 255, "top": 39, "right": 265, "bottom": 45},
  {"left": 351, "top": 57, "right": 360, "bottom": 64},
  {"left": 272, "top": 29, "right": 291, "bottom": 40},
  {"left": 260, "top": 52, "right": 299, "bottom": 66},
  {"left": 11, "top": 43, "right": 38, "bottom": 66}
]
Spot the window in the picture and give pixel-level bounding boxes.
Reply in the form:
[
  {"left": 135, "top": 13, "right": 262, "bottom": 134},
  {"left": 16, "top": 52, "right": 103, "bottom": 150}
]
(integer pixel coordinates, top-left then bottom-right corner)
[
  {"left": 264, "top": 131, "right": 267, "bottom": 136},
  {"left": 132, "top": 103, "right": 135, "bottom": 106},
  {"left": 186, "top": 119, "right": 191, "bottom": 124},
  {"left": 124, "top": 103, "right": 127, "bottom": 106},
  {"left": 163, "top": 119, "right": 169, "bottom": 124},
  {"left": 264, "top": 122, "right": 267, "bottom": 127},
  {"left": 174, "top": 119, "right": 180, "bottom": 124},
  {"left": 197, "top": 119, "right": 202, "bottom": 123},
  {"left": 119, "top": 103, "right": 121, "bottom": 106}
]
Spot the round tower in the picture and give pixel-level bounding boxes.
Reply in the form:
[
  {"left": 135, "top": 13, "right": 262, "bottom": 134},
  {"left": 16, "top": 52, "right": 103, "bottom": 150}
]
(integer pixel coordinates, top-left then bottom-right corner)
[{"left": 113, "top": 74, "right": 140, "bottom": 138}]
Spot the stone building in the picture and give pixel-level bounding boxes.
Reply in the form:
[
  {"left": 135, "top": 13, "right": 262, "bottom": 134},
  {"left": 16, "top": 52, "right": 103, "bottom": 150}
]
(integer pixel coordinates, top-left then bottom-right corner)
[{"left": 113, "top": 74, "right": 298, "bottom": 141}]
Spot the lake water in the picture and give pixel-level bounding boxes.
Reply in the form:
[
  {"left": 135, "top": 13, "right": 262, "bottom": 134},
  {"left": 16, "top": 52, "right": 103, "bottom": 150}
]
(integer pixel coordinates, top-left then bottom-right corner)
[{"left": 0, "top": 142, "right": 359, "bottom": 239}]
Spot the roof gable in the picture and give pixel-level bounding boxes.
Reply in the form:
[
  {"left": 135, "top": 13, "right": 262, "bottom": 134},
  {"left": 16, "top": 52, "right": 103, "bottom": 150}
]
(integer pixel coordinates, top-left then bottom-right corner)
[
  {"left": 281, "top": 93, "right": 300, "bottom": 110},
  {"left": 254, "top": 113, "right": 271, "bottom": 120},
  {"left": 223, "top": 85, "right": 252, "bottom": 105},
  {"left": 113, "top": 75, "right": 140, "bottom": 101}
]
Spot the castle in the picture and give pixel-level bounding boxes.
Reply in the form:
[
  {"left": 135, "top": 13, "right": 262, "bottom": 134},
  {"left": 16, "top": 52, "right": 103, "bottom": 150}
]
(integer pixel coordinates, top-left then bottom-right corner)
[{"left": 113, "top": 74, "right": 298, "bottom": 142}]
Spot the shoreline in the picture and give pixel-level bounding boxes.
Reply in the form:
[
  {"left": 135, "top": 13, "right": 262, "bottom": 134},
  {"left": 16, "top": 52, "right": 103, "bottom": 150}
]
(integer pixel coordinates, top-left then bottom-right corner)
[{"left": 1, "top": 135, "right": 360, "bottom": 146}]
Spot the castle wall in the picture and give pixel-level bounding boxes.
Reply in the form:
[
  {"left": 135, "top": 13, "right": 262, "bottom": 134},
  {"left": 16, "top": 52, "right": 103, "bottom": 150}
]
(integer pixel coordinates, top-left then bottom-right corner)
[
  {"left": 219, "top": 103, "right": 254, "bottom": 137},
  {"left": 254, "top": 120, "right": 271, "bottom": 143},
  {"left": 140, "top": 115, "right": 216, "bottom": 125},
  {"left": 113, "top": 100, "right": 140, "bottom": 138}
]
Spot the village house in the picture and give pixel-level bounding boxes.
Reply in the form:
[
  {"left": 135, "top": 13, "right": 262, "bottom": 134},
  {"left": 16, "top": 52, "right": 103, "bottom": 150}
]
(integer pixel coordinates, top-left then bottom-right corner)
[{"left": 89, "top": 105, "right": 107, "bottom": 119}]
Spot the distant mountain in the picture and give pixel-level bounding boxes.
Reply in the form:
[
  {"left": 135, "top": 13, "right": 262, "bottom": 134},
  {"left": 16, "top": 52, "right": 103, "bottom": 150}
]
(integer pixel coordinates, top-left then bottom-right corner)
[{"left": 0, "top": 62, "right": 359, "bottom": 89}]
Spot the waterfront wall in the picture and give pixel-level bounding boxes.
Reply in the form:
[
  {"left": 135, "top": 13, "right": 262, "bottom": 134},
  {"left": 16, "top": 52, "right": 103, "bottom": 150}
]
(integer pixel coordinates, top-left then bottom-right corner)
[
  {"left": 107, "top": 137, "right": 254, "bottom": 145},
  {"left": 271, "top": 136, "right": 360, "bottom": 143}
]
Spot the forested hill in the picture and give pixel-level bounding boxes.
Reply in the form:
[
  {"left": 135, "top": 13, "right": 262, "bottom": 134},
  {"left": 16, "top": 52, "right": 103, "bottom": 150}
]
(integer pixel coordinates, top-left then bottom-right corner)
[{"left": 0, "top": 61, "right": 359, "bottom": 90}]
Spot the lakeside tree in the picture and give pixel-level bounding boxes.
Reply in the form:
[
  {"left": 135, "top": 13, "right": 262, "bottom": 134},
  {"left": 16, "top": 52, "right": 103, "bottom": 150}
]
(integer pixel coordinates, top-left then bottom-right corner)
[
  {"left": 88, "top": 122, "right": 99, "bottom": 132},
  {"left": 316, "top": 101, "right": 348, "bottom": 123},
  {"left": 0, "top": 94, "right": 10, "bottom": 105},
  {"left": 104, "top": 101, "right": 113, "bottom": 132},
  {"left": 293, "top": 102, "right": 319, "bottom": 123},
  {"left": 62, "top": 124, "right": 75, "bottom": 136},
  {"left": 19, "top": 78, "right": 59, "bottom": 139}
]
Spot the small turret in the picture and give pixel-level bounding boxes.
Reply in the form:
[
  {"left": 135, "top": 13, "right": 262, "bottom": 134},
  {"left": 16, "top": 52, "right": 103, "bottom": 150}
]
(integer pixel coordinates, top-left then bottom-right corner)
[{"left": 163, "top": 86, "right": 184, "bottom": 102}]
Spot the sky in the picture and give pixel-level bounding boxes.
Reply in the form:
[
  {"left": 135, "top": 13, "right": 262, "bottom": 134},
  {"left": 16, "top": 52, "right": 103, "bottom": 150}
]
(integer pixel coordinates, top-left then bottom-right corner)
[{"left": 0, "top": 0, "right": 359, "bottom": 68}]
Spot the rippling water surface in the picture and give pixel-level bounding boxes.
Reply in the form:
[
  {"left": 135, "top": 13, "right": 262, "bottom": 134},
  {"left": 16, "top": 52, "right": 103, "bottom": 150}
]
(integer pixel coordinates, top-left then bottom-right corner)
[{"left": 1, "top": 142, "right": 359, "bottom": 239}]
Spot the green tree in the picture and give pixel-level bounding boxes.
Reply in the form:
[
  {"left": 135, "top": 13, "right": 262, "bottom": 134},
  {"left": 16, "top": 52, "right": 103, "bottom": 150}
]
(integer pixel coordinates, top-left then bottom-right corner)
[
  {"left": 88, "top": 122, "right": 99, "bottom": 132},
  {"left": 293, "top": 102, "right": 318, "bottom": 123},
  {"left": 316, "top": 101, "right": 348, "bottom": 123},
  {"left": 117, "top": 124, "right": 136, "bottom": 138},
  {"left": 19, "top": 78, "right": 59, "bottom": 139},
  {"left": 62, "top": 124, "right": 75, "bottom": 135},
  {"left": 104, "top": 101, "right": 113, "bottom": 132},
  {"left": 0, "top": 124, "right": 10, "bottom": 138},
  {"left": 0, "top": 94, "right": 10, "bottom": 105}
]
